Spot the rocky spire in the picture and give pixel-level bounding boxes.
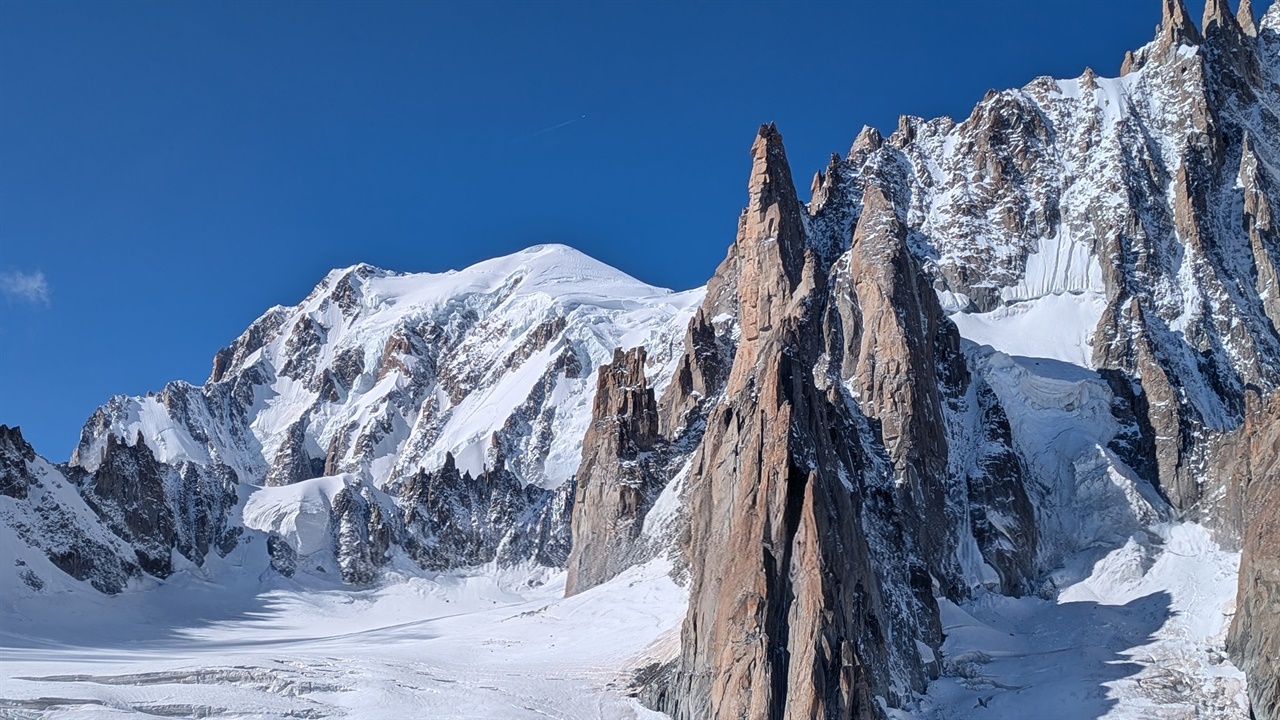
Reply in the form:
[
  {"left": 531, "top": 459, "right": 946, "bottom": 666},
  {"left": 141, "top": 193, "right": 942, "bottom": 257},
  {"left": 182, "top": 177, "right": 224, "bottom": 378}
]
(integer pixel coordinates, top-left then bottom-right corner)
[
  {"left": 1081, "top": 65, "right": 1098, "bottom": 91},
  {"left": 564, "top": 347, "right": 662, "bottom": 595},
  {"left": 646, "top": 126, "right": 945, "bottom": 720},
  {"left": 849, "top": 125, "right": 882, "bottom": 160},
  {"left": 1203, "top": 0, "right": 1241, "bottom": 34},
  {"left": 730, "top": 123, "right": 810, "bottom": 378},
  {"left": 1238, "top": 0, "right": 1258, "bottom": 36},
  {"left": 1240, "top": 134, "right": 1280, "bottom": 334},
  {"left": 657, "top": 128, "right": 809, "bottom": 438},
  {"left": 0, "top": 426, "right": 36, "bottom": 499},
  {"left": 1202, "top": 0, "right": 1250, "bottom": 59},
  {"left": 808, "top": 152, "right": 843, "bottom": 211},
  {"left": 86, "top": 433, "right": 177, "bottom": 577},
  {"left": 841, "top": 179, "right": 964, "bottom": 592},
  {"left": 1121, "top": 50, "right": 1138, "bottom": 76},
  {"left": 745, "top": 124, "right": 806, "bottom": 288},
  {"left": 1161, "top": 0, "right": 1202, "bottom": 46}
]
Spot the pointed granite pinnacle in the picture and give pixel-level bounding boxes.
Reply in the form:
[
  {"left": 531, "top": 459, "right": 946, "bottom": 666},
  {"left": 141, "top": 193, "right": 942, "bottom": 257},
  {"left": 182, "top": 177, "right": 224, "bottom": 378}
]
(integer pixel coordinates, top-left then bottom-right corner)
[
  {"left": 850, "top": 125, "right": 883, "bottom": 158},
  {"left": 1162, "top": 0, "right": 1202, "bottom": 44},
  {"left": 742, "top": 121, "right": 806, "bottom": 305},
  {"left": 747, "top": 122, "right": 796, "bottom": 209},
  {"left": 1203, "top": 0, "right": 1243, "bottom": 36},
  {"left": 752, "top": 122, "right": 786, "bottom": 165},
  {"left": 1238, "top": 0, "right": 1258, "bottom": 36}
]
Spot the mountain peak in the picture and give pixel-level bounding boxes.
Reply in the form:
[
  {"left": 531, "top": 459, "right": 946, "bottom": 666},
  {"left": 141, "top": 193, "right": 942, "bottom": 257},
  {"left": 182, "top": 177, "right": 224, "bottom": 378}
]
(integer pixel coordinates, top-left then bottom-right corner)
[
  {"left": 1203, "top": 0, "right": 1247, "bottom": 44},
  {"left": 1239, "top": 0, "right": 1258, "bottom": 36},
  {"left": 1261, "top": 0, "right": 1280, "bottom": 32},
  {"left": 1162, "top": 0, "right": 1202, "bottom": 45}
]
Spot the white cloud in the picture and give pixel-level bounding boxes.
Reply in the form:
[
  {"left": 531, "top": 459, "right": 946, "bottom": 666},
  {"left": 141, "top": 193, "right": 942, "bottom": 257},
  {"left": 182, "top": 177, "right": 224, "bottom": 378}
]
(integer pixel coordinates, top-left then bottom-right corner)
[{"left": 0, "top": 270, "right": 51, "bottom": 306}]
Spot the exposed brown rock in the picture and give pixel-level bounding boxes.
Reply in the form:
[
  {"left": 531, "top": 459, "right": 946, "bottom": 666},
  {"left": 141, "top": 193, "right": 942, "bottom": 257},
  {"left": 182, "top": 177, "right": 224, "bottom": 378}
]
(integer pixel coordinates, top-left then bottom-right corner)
[
  {"left": 648, "top": 124, "right": 943, "bottom": 720},
  {"left": 86, "top": 433, "right": 177, "bottom": 577},
  {"left": 840, "top": 180, "right": 961, "bottom": 589},
  {"left": 732, "top": 123, "right": 808, "bottom": 362},
  {"left": 660, "top": 335, "right": 931, "bottom": 720},
  {"left": 658, "top": 248, "right": 739, "bottom": 436},
  {"left": 1241, "top": 134, "right": 1280, "bottom": 334},
  {"left": 564, "top": 347, "right": 661, "bottom": 595},
  {"left": 265, "top": 417, "right": 323, "bottom": 486},
  {"left": 1221, "top": 390, "right": 1280, "bottom": 720},
  {"left": 1161, "top": 0, "right": 1202, "bottom": 48},
  {"left": 1203, "top": 0, "right": 1241, "bottom": 35}
]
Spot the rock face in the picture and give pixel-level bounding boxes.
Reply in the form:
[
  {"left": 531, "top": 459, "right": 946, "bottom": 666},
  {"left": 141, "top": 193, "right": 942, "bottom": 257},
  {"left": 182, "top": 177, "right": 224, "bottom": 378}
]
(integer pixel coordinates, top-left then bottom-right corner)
[
  {"left": 1221, "top": 391, "right": 1280, "bottom": 719},
  {"left": 640, "top": 125, "right": 1042, "bottom": 718},
  {"left": 80, "top": 432, "right": 240, "bottom": 578},
  {"left": 25, "top": 244, "right": 700, "bottom": 588},
  {"left": 395, "top": 451, "right": 572, "bottom": 572},
  {"left": 564, "top": 346, "right": 663, "bottom": 595},
  {"left": 1, "top": 422, "right": 242, "bottom": 591},
  {"left": 0, "top": 425, "right": 140, "bottom": 594}
]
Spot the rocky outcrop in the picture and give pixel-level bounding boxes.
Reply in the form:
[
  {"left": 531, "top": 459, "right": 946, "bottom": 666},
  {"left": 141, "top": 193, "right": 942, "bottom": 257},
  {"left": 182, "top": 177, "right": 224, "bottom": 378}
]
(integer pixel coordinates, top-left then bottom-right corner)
[
  {"left": 0, "top": 426, "right": 140, "bottom": 594},
  {"left": 564, "top": 347, "right": 662, "bottom": 595},
  {"left": 0, "top": 425, "right": 35, "bottom": 500},
  {"left": 266, "top": 417, "right": 324, "bottom": 486},
  {"left": 1241, "top": 134, "right": 1280, "bottom": 335},
  {"left": 331, "top": 482, "right": 395, "bottom": 585},
  {"left": 648, "top": 125, "right": 947, "bottom": 719},
  {"left": 839, "top": 179, "right": 968, "bottom": 592},
  {"left": 394, "top": 451, "right": 571, "bottom": 572},
  {"left": 1221, "top": 390, "right": 1280, "bottom": 720},
  {"left": 82, "top": 433, "right": 239, "bottom": 578}
]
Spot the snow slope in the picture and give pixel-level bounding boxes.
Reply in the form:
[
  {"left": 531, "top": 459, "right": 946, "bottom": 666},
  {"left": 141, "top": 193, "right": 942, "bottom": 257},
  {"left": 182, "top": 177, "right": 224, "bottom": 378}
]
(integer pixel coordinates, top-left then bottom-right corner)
[
  {"left": 919, "top": 524, "right": 1246, "bottom": 720},
  {"left": 5, "top": 4, "right": 1276, "bottom": 714},
  {"left": 73, "top": 244, "right": 703, "bottom": 489},
  {"left": 0, "top": 556, "right": 685, "bottom": 719}
]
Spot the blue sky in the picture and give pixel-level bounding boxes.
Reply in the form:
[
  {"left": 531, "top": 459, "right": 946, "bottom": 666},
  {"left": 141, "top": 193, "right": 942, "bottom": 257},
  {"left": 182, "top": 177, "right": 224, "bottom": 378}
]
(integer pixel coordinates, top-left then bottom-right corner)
[{"left": 0, "top": 0, "right": 1252, "bottom": 458}]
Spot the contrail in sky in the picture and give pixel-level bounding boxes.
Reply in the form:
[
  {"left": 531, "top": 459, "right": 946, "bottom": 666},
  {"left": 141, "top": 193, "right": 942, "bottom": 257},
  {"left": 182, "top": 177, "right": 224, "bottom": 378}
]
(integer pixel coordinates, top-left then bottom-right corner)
[{"left": 519, "top": 114, "right": 587, "bottom": 142}]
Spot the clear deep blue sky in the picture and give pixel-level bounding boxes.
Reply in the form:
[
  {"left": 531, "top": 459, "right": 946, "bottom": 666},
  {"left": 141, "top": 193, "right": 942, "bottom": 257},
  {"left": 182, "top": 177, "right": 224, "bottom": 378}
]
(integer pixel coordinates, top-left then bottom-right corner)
[{"left": 0, "top": 0, "right": 1253, "bottom": 458}]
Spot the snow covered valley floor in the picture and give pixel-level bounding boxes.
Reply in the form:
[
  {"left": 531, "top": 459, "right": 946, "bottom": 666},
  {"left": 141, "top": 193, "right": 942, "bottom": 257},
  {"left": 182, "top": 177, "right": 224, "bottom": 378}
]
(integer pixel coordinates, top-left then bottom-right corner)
[
  {"left": 0, "top": 557, "right": 684, "bottom": 719},
  {"left": 1, "top": 522, "right": 1248, "bottom": 719},
  {"left": 1, "top": 344, "right": 1251, "bottom": 719}
]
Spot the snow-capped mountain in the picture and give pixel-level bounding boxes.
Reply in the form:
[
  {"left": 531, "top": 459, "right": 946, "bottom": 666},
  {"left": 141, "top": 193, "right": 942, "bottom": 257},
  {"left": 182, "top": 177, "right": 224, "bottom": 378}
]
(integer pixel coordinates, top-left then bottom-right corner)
[
  {"left": 5, "top": 244, "right": 701, "bottom": 590},
  {"left": 1, "top": 2, "right": 1277, "bottom": 719},
  {"left": 74, "top": 244, "right": 701, "bottom": 489}
]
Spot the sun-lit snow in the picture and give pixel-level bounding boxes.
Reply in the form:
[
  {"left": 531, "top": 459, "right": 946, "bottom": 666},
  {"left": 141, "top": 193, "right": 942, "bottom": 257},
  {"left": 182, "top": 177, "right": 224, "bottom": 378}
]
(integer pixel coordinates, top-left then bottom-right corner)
[
  {"left": 949, "top": 292, "right": 1107, "bottom": 368},
  {"left": 75, "top": 244, "right": 703, "bottom": 494},
  {"left": 5, "top": 14, "right": 1274, "bottom": 712},
  {"left": 0, "top": 550, "right": 686, "bottom": 719}
]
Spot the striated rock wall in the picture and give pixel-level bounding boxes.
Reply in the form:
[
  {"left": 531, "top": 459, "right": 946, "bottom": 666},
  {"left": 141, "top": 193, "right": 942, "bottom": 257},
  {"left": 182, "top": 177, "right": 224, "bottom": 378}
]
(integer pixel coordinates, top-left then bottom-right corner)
[
  {"left": 564, "top": 347, "right": 663, "bottom": 595},
  {"left": 1221, "top": 390, "right": 1280, "bottom": 720},
  {"left": 648, "top": 125, "right": 953, "bottom": 719},
  {"left": 80, "top": 432, "right": 240, "bottom": 578}
]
